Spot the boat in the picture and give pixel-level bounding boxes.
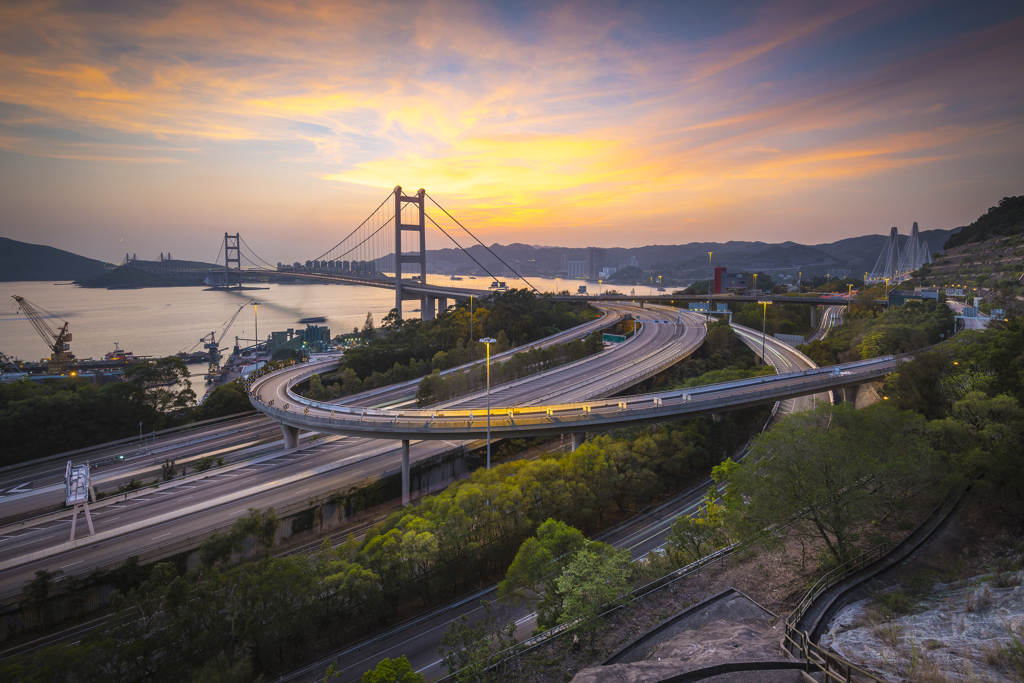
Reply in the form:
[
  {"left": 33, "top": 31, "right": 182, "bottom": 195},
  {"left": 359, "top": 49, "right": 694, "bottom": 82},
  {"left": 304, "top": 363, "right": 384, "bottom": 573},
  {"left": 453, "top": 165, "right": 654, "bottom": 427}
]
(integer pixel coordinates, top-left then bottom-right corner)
[
  {"left": 298, "top": 316, "right": 327, "bottom": 324},
  {"left": 450, "top": 276, "right": 463, "bottom": 281},
  {"left": 104, "top": 342, "right": 135, "bottom": 362},
  {"left": 489, "top": 280, "right": 508, "bottom": 291}
]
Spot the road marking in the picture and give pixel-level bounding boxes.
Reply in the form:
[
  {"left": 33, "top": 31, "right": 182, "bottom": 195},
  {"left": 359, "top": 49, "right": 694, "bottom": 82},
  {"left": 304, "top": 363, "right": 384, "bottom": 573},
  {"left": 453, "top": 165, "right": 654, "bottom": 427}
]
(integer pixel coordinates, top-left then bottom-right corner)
[
  {"left": 60, "top": 560, "right": 83, "bottom": 569},
  {"left": 296, "top": 488, "right": 309, "bottom": 494},
  {"left": 181, "top": 496, "right": 193, "bottom": 501},
  {"left": 153, "top": 532, "right": 172, "bottom": 539},
  {"left": 229, "top": 510, "right": 246, "bottom": 516},
  {"left": 6, "top": 536, "right": 53, "bottom": 550}
]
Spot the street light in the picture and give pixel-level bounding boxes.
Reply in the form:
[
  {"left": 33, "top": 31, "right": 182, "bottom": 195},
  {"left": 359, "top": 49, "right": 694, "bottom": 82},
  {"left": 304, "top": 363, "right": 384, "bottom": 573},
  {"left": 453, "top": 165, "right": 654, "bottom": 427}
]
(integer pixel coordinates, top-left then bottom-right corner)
[
  {"left": 753, "top": 273, "right": 758, "bottom": 295},
  {"left": 479, "top": 337, "right": 497, "bottom": 469},
  {"left": 847, "top": 284, "right": 853, "bottom": 317},
  {"left": 758, "top": 300, "right": 773, "bottom": 366}
]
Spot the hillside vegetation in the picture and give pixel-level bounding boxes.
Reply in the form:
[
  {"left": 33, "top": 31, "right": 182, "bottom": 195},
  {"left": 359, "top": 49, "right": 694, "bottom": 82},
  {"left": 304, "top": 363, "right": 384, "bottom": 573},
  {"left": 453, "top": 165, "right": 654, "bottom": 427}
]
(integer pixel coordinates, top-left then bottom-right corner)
[
  {"left": 74, "top": 266, "right": 204, "bottom": 289},
  {"left": 944, "top": 196, "right": 1024, "bottom": 249},
  {"left": 0, "top": 237, "right": 106, "bottom": 282}
]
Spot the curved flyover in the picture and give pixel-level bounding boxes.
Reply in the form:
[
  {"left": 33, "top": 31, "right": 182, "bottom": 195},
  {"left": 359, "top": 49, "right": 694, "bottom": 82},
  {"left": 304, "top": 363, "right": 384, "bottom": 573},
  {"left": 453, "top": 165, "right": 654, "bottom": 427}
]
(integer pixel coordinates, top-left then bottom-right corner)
[
  {"left": 249, "top": 305, "right": 709, "bottom": 444},
  {"left": 248, "top": 309, "right": 894, "bottom": 443}
]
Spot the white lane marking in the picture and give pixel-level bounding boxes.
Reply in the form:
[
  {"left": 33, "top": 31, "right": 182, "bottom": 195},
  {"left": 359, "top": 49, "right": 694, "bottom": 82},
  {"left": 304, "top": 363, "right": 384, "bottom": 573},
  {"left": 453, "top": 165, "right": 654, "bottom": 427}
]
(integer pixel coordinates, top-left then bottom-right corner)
[
  {"left": 6, "top": 536, "right": 54, "bottom": 550},
  {"left": 153, "top": 532, "right": 172, "bottom": 539},
  {"left": 295, "top": 488, "right": 309, "bottom": 494},
  {"left": 229, "top": 509, "right": 246, "bottom": 516},
  {"left": 60, "top": 560, "right": 83, "bottom": 569}
]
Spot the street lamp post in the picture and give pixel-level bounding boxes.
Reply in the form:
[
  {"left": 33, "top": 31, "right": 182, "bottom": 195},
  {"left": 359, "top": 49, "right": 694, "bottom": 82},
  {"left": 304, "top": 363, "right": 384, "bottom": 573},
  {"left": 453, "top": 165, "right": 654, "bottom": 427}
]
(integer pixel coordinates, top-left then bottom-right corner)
[
  {"left": 469, "top": 295, "right": 474, "bottom": 361},
  {"left": 753, "top": 273, "right": 758, "bottom": 295},
  {"left": 138, "top": 421, "right": 143, "bottom": 453},
  {"left": 758, "top": 300, "right": 773, "bottom": 366},
  {"left": 479, "top": 337, "right": 497, "bottom": 469},
  {"left": 847, "top": 284, "right": 853, "bottom": 317}
]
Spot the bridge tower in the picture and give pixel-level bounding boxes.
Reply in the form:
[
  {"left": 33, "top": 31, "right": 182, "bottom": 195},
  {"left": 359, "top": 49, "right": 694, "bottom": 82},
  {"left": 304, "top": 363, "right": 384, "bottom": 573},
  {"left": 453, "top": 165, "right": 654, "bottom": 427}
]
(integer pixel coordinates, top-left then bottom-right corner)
[
  {"left": 224, "top": 232, "right": 241, "bottom": 288},
  {"left": 393, "top": 186, "right": 427, "bottom": 320}
]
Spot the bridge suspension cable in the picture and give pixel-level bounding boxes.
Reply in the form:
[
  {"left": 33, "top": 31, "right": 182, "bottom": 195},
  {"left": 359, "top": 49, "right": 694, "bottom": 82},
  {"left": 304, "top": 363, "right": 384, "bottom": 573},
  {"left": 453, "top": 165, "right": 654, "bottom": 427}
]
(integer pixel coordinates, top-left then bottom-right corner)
[{"left": 426, "top": 193, "right": 540, "bottom": 294}]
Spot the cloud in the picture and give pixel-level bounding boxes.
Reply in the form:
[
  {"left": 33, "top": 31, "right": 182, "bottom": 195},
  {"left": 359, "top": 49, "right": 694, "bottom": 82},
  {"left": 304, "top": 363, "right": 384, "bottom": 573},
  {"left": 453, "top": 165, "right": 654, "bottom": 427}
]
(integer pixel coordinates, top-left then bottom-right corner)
[{"left": 0, "top": 0, "right": 1023, "bottom": 256}]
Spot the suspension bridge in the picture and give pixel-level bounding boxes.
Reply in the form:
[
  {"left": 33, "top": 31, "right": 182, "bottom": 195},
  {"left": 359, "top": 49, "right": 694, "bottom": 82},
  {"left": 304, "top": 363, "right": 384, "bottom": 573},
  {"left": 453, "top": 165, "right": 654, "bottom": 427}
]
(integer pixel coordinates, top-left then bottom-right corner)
[{"left": 208, "top": 186, "right": 538, "bottom": 320}]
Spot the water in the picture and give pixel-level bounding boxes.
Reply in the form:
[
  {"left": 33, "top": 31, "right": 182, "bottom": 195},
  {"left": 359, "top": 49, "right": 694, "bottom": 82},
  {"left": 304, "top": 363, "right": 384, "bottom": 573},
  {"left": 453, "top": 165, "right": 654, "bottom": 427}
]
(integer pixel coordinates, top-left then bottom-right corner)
[{"left": 0, "top": 275, "right": 667, "bottom": 374}]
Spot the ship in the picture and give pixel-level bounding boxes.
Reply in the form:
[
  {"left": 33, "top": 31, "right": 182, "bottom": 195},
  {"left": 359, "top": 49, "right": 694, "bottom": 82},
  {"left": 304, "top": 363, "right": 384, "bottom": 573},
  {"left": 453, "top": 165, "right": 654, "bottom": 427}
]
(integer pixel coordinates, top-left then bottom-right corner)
[
  {"left": 104, "top": 342, "right": 134, "bottom": 362},
  {"left": 298, "top": 316, "right": 327, "bottom": 324}
]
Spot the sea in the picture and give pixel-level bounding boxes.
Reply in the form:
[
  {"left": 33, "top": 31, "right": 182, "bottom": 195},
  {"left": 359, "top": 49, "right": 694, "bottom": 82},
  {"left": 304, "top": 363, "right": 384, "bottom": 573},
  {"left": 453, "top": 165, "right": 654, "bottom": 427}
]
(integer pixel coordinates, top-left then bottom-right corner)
[{"left": 0, "top": 276, "right": 668, "bottom": 388}]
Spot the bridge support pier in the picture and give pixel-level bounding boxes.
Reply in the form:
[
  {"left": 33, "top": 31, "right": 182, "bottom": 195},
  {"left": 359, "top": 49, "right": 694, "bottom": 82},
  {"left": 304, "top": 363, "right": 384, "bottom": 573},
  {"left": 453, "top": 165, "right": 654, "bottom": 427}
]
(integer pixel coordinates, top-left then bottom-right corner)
[
  {"left": 437, "top": 297, "right": 448, "bottom": 316},
  {"left": 712, "top": 413, "right": 723, "bottom": 423},
  {"left": 401, "top": 439, "right": 411, "bottom": 506},
  {"left": 810, "top": 305, "right": 817, "bottom": 327},
  {"left": 422, "top": 295, "right": 435, "bottom": 321},
  {"left": 281, "top": 423, "right": 300, "bottom": 449},
  {"left": 571, "top": 433, "right": 586, "bottom": 451}
]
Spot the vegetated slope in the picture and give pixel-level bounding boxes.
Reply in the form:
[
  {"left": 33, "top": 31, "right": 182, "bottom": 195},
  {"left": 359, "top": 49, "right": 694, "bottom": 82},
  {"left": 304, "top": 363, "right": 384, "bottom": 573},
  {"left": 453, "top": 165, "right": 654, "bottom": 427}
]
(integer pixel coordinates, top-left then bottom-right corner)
[
  {"left": 0, "top": 237, "right": 107, "bottom": 282},
  {"left": 944, "top": 196, "right": 1024, "bottom": 249},
  {"left": 74, "top": 265, "right": 204, "bottom": 289}
]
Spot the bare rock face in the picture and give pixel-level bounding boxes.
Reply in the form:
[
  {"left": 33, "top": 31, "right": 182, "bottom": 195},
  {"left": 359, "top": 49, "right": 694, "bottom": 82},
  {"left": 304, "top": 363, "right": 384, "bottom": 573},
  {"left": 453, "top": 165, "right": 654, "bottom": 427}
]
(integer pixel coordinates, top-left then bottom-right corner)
[{"left": 571, "top": 590, "right": 795, "bottom": 683}]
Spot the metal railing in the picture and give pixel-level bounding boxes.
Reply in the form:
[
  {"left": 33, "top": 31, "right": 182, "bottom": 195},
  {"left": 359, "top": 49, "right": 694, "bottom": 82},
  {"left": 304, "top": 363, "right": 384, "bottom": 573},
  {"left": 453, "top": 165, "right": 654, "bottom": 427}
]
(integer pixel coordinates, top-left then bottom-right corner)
[{"left": 781, "top": 545, "right": 887, "bottom": 682}]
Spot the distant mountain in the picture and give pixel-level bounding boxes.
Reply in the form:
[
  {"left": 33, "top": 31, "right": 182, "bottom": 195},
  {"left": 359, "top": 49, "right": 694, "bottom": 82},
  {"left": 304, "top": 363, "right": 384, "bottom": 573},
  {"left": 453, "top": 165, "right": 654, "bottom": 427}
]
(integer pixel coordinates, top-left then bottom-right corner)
[
  {"left": 944, "top": 196, "right": 1024, "bottom": 249},
  {"left": 424, "top": 227, "right": 961, "bottom": 278},
  {"left": 74, "top": 266, "right": 205, "bottom": 289},
  {"left": 0, "top": 237, "right": 107, "bottom": 282}
]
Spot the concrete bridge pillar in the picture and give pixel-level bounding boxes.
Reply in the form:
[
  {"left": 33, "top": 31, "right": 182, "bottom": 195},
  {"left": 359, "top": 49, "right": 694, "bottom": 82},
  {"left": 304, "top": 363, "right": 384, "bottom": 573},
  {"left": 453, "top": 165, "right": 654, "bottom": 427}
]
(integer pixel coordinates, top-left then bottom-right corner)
[
  {"left": 571, "top": 433, "right": 586, "bottom": 451},
  {"left": 712, "top": 413, "right": 723, "bottom": 423},
  {"left": 401, "top": 439, "right": 411, "bottom": 506},
  {"left": 281, "top": 423, "right": 300, "bottom": 449},
  {"left": 437, "top": 297, "right": 448, "bottom": 316},
  {"left": 422, "top": 295, "right": 435, "bottom": 321},
  {"left": 810, "top": 305, "right": 817, "bottom": 327}
]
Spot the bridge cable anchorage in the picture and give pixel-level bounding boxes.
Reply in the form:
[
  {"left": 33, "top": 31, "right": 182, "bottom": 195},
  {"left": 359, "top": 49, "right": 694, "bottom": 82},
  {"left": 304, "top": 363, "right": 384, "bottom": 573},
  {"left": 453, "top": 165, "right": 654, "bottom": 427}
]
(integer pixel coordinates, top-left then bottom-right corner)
[
  {"left": 426, "top": 193, "right": 541, "bottom": 294},
  {"left": 424, "top": 212, "right": 504, "bottom": 287}
]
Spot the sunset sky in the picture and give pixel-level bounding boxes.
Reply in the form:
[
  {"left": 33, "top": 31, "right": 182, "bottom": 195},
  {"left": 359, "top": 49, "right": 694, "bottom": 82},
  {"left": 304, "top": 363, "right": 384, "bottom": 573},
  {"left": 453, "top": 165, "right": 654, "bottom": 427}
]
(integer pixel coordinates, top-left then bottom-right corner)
[{"left": 1, "top": 0, "right": 1022, "bottom": 263}]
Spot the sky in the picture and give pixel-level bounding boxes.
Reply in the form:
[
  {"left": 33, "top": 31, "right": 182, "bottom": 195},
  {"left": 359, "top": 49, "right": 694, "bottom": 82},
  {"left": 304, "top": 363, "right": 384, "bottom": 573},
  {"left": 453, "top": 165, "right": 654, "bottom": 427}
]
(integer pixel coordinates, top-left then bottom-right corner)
[{"left": 0, "top": 0, "right": 1022, "bottom": 264}]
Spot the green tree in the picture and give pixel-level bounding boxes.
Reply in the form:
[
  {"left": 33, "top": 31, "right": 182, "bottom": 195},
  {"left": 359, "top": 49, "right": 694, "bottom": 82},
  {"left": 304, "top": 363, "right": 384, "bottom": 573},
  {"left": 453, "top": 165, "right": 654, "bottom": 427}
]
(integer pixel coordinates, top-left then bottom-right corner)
[
  {"left": 720, "top": 403, "right": 942, "bottom": 564},
  {"left": 24, "top": 568, "right": 62, "bottom": 630},
  {"left": 361, "top": 656, "right": 424, "bottom": 683},
  {"left": 665, "top": 487, "right": 728, "bottom": 568},
  {"left": 362, "top": 312, "right": 376, "bottom": 339},
  {"left": 438, "top": 600, "right": 517, "bottom": 682},
  {"left": 555, "top": 546, "right": 631, "bottom": 652},
  {"left": 498, "top": 519, "right": 586, "bottom": 628}
]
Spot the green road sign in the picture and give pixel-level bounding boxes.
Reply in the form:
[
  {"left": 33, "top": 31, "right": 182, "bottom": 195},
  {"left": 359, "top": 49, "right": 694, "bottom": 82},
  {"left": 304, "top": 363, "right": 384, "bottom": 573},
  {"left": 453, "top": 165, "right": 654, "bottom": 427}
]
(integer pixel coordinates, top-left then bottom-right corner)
[{"left": 603, "top": 333, "right": 627, "bottom": 343}]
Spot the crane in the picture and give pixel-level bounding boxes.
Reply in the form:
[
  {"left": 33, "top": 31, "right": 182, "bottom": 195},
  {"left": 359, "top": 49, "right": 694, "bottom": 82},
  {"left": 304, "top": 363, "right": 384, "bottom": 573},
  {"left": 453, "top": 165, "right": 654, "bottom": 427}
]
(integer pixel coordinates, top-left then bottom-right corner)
[
  {"left": 12, "top": 296, "right": 75, "bottom": 375},
  {"left": 201, "top": 300, "right": 253, "bottom": 379}
]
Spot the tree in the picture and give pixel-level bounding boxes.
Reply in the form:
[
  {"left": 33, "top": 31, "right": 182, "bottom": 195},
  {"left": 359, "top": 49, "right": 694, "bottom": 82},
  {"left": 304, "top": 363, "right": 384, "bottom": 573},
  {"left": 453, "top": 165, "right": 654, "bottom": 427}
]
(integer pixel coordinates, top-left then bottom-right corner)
[
  {"left": 498, "top": 519, "right": 586, "bottom": 628},
  {"left": 24, "top": 568, "right": 62, "bottom": 630},
  {"left": 719, "top": 403, "right": 942, "bottom": 564},
  {"left": 665, "top": 487, "right": 727, "bottom": 568},
  {"left": 555, "top": 546, "right": 631, "bottom": 652},
  {"left": 361, "top": 656, "right": 424, "bottom": 683},
  {"left": 438, "top": 600, "right": 517, "bottom": 682},
  {"left": 362, "top": 312, "right": 376, "bottom": 339}
]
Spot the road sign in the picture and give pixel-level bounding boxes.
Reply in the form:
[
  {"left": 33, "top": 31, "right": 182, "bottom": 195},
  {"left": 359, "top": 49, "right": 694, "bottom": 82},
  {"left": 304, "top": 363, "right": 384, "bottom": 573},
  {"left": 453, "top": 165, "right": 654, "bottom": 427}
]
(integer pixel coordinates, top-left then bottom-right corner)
[{"left": 603, "top": 333, "right": 627, "bottom": 343}]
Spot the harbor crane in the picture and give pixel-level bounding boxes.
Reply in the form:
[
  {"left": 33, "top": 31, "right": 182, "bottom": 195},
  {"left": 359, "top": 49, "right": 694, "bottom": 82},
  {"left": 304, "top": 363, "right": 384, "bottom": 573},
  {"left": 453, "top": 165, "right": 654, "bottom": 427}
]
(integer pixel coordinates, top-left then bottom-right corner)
[
  {"left": 200, "top": 300, "right": 253, "bottom": 380},
  {"left": 12, "top": 295, "right": 74, "bottom": 375}
]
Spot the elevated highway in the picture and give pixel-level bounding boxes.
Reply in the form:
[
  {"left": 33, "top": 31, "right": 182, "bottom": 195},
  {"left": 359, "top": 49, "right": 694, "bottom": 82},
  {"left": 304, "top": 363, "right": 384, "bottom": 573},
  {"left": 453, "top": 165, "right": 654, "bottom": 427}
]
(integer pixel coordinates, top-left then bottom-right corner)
[
  {"left": 249, "top": 332, "right": 894, "bottom": 443},
  {"left": 0, "top": 305, "right": 706, "bottom": 596}
]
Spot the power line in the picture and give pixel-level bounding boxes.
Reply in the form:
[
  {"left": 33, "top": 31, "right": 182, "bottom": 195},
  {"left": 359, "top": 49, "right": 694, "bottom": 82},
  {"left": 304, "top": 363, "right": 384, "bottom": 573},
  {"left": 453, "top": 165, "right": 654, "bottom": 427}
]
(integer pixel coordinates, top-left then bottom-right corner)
[{"left": 426, "top": 193, "right": 540, "bottom": 294}]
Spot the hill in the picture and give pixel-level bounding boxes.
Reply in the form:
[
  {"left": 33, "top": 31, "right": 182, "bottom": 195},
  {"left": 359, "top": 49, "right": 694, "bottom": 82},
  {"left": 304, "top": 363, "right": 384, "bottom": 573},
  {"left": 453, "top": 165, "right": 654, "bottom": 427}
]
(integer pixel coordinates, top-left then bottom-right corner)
[
  {"left": 0, "top": 237, "right": 107, "bottom": 282},
  {"left": 74, "top": 266, "right": 205, "bottom": 289},
  {"left": 944, "top": 196, "right": 1024, "bottom": 249}
]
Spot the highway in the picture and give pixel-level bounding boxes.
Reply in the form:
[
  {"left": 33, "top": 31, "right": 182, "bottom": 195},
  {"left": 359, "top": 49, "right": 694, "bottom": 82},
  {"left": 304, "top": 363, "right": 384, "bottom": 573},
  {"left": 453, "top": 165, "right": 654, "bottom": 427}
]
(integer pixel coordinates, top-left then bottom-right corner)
[
  {"left": 0, "top": 305, "right": 705, "bottom": 600},
  {"left": 279, "top": 326, "right": 832, "bottom": 682}
]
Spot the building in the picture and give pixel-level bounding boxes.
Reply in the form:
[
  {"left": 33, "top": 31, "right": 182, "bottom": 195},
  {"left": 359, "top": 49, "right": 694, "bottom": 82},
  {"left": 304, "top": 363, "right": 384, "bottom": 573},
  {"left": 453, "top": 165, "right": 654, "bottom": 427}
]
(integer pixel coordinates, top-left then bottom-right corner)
[
  {"left": 567, "top": 260, "right": 586, "bottom": 278},
  {"left": 888, "top": 289, "right": 939, "bottom": 307},
  {"left": 713, "top": 267, "right": 747, "bottom": 294},
  {"left": 586, "top": 247, "right": 606, "bottom": 279},
  {"left": 599, "top": 267, "right": 617, "bottom": 279}
]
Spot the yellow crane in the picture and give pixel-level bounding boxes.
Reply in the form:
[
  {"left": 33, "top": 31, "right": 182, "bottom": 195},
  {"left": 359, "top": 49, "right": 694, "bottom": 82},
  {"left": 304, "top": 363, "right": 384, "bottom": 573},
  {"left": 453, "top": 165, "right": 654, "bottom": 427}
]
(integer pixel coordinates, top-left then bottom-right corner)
[{"left": 12, "top": 295, "right": 75, "bottom": 375}]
